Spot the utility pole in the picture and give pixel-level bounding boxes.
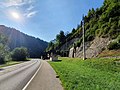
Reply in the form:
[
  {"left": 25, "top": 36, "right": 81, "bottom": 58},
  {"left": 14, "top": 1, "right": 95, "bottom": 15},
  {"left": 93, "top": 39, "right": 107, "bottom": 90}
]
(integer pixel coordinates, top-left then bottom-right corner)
[
  {"left": 66, "top": 39, "right": 67, "bottom": 57},
  {"left": 82, "top": 15, "right": 86, "bottom": 60}
]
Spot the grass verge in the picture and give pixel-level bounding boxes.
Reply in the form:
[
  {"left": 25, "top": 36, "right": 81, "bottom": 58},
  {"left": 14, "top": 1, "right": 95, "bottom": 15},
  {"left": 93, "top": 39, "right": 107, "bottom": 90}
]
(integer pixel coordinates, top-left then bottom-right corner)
[
  {"left": 0, "top": 61, "right": 21, "bottom": 68},
  {"left": 49, "top": 57, "right": 120, "bottom": 90}
]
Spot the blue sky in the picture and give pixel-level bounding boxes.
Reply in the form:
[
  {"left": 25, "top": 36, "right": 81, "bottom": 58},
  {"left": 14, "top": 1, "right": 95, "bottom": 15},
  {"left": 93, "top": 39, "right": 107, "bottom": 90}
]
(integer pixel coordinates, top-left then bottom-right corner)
[{"left": 0, "top": 0, "right": 104, "bottom": 42}]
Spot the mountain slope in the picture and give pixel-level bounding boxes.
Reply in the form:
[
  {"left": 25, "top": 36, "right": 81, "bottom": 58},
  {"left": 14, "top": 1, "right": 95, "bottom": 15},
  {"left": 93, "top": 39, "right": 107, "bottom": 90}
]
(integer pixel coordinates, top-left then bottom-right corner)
[
  {"left": 46, "top": 0, "right": 120, "bottom": 57},
  {"left": 0, "top": 25, "right": 48, "bottom": 58}
]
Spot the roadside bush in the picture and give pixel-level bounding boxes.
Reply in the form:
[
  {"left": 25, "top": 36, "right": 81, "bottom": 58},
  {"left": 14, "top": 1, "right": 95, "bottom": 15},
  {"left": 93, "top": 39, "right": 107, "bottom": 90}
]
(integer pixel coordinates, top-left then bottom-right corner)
[
  {"left": 95, "top": 29, "right": 102, "bottom": 37},
  {"left": 76, "top": 41, "right": 81, "bottom": 47},
  {"left": 87, "top": 35, "right": 94, "bottom": 41},
  {"left": 0, "top": 34, "right": 10, "bottom": 64},
  {"left": 0, "top": 55, "right": 5, "bottom": 64},
  {"left": 117, "top": 35, "right": 120, "bottom": 43},
  {"left": 5, "top": 54, "right": 12, "bottom": 62},
  {"left": 0, "top": 45, "right": 5, "bottom": 64},
  {"left": 0, "top": 54, "right": 11, "bottom": 64},
  {"left": 76, "top": 39, "right": 82, "bottom": 47},
  {"left": 0, "top": 44, "right": 10, "bottom": 64},
  {"left": 108, "top": 41, "right": 120, "bottom": 50},
  {"left": 11, "top": 47, "right": 28, "bottom": 61}
]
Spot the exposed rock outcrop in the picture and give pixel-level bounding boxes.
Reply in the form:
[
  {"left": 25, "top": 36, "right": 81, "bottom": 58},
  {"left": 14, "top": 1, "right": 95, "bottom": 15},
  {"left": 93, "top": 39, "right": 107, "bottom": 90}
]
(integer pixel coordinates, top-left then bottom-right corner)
[
  {"left": 69, "top": 37, "right": 110, "bottom": 58},
  {"left": 60, "top": 38, "right": 79, "bottom": 51}
]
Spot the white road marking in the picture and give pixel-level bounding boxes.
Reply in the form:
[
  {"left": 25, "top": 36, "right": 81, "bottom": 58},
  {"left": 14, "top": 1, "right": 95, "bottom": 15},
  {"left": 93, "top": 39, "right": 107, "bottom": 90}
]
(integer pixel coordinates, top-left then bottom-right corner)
[{"left": 22, "top": 60, "right": 43, "bottom": 90}]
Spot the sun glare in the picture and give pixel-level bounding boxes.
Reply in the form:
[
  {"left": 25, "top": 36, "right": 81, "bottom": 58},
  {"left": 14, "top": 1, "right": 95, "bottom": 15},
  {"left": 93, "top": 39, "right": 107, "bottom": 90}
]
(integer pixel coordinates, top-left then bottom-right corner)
[{"left": 11, "top": 12, "right": 20, "bottom": 19}]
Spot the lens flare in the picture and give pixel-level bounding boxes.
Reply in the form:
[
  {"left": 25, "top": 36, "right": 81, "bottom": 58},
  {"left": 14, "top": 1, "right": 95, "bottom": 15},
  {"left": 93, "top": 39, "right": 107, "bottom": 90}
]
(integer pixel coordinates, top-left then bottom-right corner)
[{"left": 11, "top": 12, "right": 20, "bottom": 19}]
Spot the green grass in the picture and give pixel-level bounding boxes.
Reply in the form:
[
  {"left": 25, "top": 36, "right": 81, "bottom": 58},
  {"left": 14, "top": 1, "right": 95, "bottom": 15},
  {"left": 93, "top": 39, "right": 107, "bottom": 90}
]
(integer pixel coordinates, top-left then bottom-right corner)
[
  {"left": 0, "top": 61, "right": 21, "bottom": 68},
  {"left": 0, "top": 58, "right": 31, "bottom": 68},
  {"left": 49, "top": 57, "right": 120, "bottom": 90}
]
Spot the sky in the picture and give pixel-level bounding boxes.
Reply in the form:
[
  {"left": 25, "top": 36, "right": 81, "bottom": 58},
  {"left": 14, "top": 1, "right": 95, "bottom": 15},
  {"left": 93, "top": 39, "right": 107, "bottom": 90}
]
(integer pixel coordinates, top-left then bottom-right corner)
[{"left": 0, "top": 0, "right": 104, "bottom": 42}]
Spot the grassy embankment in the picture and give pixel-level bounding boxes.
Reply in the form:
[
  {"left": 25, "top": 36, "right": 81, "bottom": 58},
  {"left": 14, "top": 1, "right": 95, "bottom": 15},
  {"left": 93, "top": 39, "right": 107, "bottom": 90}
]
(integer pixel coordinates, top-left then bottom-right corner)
[
  {"left": 49, "top": 57, "right": 120, "bottom": 90},
  {"left": 0, "top": 61, "right": 20, "bottom": 68},
  {"left": 0, "top": 58, "right": 31, "bottom": 68}
]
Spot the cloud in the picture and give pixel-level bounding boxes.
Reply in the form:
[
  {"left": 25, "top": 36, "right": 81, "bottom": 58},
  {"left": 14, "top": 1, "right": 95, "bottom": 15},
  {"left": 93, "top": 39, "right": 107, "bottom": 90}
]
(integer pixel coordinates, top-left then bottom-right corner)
[
  {"left": 25, "top": 4, "right": 37, "bottom": 18},
  {"left": 0, "top": 0, "right": 37, "bottom": 18},
  {"left": 28, "top": 0, "right": 35, "bottom": 4},
  {"left": 27, "top": 5, "right": 34, "bottom": 11},
  {"left": 0, "top": 0, "right": 35, "bottom": 7},
  {"left": 0, "top": 0, "right": 25, "bottom": 7},
  {"left": 24, "top": 11, "right": 38, "bottom": 18}
]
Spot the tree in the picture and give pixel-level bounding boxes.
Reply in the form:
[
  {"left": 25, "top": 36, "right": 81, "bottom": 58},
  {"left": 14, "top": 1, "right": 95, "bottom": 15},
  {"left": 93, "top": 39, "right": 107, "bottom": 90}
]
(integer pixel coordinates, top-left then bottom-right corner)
[
  {"left": 0, "top": 34, "right": 8, "bottom": 45},
  {"left": 46, "top": 42, "right": 55, "bottom": 52},
  {"left": 56, "top": 31, "right": 66, "bottom": 45},
  {"left": 72, "top": 28, "right": 76, "bottom": 34},
  {"left": 88, "top": 8, "right": 95, "bottom": 19},
  {"left": 0, "top": 34, "right": 9, "bottom": 64},
  {"left": 0, "top": 44, "right": 6, "bottom": 63},
  {"left": 11, "top": 47, "right": 28, "bottom": 61}
]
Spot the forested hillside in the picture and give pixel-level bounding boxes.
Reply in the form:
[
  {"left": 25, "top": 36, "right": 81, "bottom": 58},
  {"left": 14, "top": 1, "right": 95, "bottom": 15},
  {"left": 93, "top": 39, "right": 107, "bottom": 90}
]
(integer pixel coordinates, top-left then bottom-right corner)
[
  {"left": 46, "top": 0, "right": 120, "bottom": 56},
  {"left": 0, "top": 25, "right": 48, "bottom": 58}
]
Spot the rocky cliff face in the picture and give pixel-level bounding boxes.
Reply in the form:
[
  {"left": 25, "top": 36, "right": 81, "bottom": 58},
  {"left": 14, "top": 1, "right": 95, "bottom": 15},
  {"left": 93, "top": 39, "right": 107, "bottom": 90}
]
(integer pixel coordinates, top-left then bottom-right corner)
[
  {"left": 69, "top": 37, "right": 110, "bottom": 58},
  {"left": 59, "top": 38, "right": 79, "bottom": 51}
]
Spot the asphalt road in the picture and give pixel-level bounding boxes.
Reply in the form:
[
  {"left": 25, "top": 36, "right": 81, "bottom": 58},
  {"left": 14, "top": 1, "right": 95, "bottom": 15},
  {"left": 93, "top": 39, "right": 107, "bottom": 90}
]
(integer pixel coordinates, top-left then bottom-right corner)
[
  {"left": 0, "top": 59, "right": 41, "bottom": 90},
  {"left": 25, "top": 60, "right": 63, "bottom": 90}
]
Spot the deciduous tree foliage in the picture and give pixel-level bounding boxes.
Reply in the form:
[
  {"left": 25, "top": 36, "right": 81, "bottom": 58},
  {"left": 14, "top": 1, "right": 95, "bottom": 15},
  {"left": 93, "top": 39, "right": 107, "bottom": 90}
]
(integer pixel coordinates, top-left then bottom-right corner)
[
  {"left": 11, "top": 47, "right": 28, "bottom": 61},
  {"left": 0, "top": 34, "right": 10, "bottom": 64},
  {"left": 56, "top": 31, "right": 66, "bottom": 45}
]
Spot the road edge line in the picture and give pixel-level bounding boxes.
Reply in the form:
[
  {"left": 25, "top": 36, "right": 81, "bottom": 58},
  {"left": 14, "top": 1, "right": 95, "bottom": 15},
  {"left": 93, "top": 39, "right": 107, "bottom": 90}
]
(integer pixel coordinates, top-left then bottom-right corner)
[{"left": 22, "top": 60, "right": 43, "bottom": 90}]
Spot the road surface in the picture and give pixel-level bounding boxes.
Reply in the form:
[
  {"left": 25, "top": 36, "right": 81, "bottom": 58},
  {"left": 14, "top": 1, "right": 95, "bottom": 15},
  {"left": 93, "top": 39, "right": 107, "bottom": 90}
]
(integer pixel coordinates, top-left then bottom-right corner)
[
  {"left": 0, "top": 59, "right": 41, "bottom": 90},
  {"left": 25, "top": 60, "right": 63, "bottom": 90},
  {"left": 0, "top": 59, "right": 63, "bottom": 90}
]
